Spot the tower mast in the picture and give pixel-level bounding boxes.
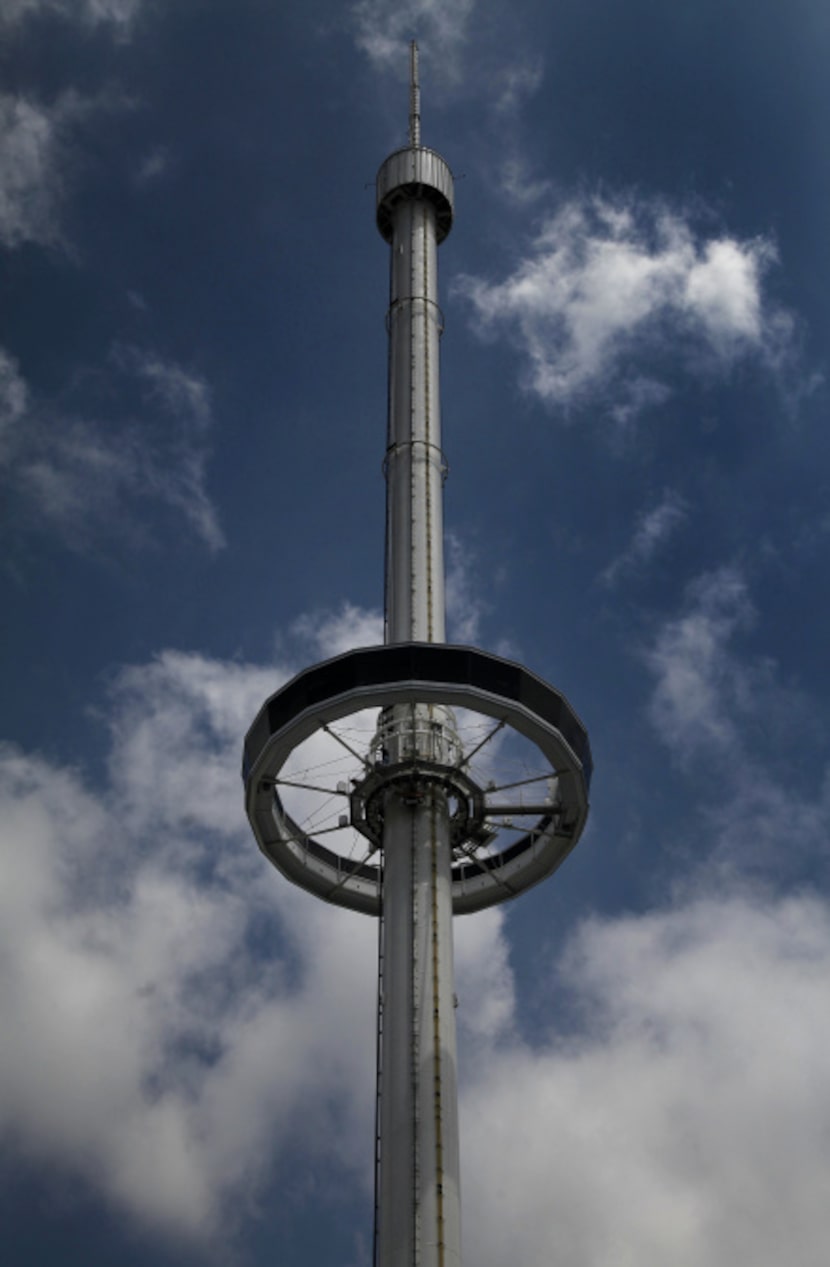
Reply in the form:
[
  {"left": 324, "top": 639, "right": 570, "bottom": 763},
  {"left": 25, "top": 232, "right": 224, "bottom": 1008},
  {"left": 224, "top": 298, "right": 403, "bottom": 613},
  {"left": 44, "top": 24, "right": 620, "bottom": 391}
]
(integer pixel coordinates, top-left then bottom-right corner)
[
  {"left": 375, "top": 39, "right": 460, "bottom": 1267},
  {"left": 243, "top": 43, "right": 592, "bottom": 1267}
]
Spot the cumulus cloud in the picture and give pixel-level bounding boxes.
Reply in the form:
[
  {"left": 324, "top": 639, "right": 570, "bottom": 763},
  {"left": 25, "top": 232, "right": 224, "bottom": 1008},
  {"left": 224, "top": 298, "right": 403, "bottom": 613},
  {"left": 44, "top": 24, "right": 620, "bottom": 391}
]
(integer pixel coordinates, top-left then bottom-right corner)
[
  {"left": 455, "top": 196, "right": 793, "bottom": 418},
  {"left": 0, "top": 626, "right": 513, "bottom": 1241},
  {"left": 602, "top": 489, "right": 688, "bottom": 587},
  {"left": 2, "top": 615, "right": 829, "bottom": 1260},
  {"left": 105, "top": 651, "right": 279, "bottom": 840},
  {"left": 454, "top": 906, "right": 515, "bottom": 1053},
  {"left": 352, "top": 0, "right": 475, "bottom": 77},
  {"left": 0, "top": 744, "right": 376, "bottom": 1238},
  {"left": 0, "top": 747, "right": 244, "bottom": 1231},
  {"left": 1, "top": 345, "right": 224, "bottom": 552},
  {"left": 0, "top": 637, "right": 382, "bottom": 1238},
  {"left": 462, "top": 891, "right": 830, "bottom": 1267}
]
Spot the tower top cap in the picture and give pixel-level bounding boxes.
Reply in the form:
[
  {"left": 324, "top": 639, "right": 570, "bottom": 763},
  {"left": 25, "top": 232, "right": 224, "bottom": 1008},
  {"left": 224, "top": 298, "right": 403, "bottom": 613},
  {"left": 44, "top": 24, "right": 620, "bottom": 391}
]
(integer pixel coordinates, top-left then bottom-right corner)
[{"left": 375, "top": 43, "right": 454, "bottom": 243}]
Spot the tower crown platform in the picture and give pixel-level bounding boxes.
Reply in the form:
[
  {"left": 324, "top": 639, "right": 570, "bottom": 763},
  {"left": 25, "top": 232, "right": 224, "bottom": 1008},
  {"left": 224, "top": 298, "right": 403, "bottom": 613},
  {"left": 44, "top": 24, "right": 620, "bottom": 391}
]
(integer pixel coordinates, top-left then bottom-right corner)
[{"left": 376, "top": 145, "right": 454, "bottom": 243}]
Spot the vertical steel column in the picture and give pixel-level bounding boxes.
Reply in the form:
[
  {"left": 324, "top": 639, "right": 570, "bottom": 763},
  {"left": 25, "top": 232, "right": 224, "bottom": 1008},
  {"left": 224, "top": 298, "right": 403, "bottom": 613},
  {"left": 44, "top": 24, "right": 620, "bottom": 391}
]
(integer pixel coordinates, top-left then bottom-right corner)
[
  {"left": 378, "top": 777, "right": 461, "bottom": 1267},
  {"left": 384, "top": 195, "right": 446, "bottom": 645},
  {"left": 375, "top": 44, "right": 461, "bottom": 1267}
]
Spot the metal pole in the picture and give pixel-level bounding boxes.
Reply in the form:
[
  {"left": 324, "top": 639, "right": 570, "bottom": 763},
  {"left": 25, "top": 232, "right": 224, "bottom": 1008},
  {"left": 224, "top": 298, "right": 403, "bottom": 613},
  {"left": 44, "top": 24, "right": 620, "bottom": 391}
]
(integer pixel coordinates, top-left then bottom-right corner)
[{"left": 376, "top": 43, "right": 461, "bottom": 1267}]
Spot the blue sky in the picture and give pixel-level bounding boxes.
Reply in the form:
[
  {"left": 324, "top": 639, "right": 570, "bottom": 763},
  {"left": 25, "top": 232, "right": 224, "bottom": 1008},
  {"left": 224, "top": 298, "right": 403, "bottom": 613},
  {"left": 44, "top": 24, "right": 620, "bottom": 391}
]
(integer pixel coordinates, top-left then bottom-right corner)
[{"left": 1, "top": 1, "right": 829, "bottom": 1264}]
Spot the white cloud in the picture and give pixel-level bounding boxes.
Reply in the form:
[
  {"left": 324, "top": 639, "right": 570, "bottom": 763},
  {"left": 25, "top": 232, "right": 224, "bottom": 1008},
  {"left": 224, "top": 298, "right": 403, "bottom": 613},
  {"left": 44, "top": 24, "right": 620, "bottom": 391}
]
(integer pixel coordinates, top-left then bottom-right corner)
[
  {"left": 0, "top": 642, "right": 380, "bottom": 1238},
  {"left": 455, "top": 196, "right": 792, "bottom": 418},
  {"left": 303, "top": 531, "right": 496, "bottom": 650},
  {"left": 454, "top": 906, "right": 515, "bottom": 1053},
  {"left": 0, "top": 0, "right": 141, "bottom": 31},
  {"left": 352, "top": 0, "right": 475, "bottom": 77},
  {"left": 488, "top": 61, "right": 551, "bottom": 206},
  {"left": 642, "top": 567, "right": 830, "bottom": 882},
  {"left": 0, "top": 632, "right": 516, "bottom": 1242},
  {"left": 0, "top": 743, "right": 228, "bottom": 1233},
  {"left": 2, "top": 347, "right": 225, "bottom": 552},
  {"left": 685, "top": 238, "right": 764, "bottom": 342},
  {"left": 493, "top": 59, "right": 544, "bottom": 116},
  {"left": 462, "top": 891, "right": 830, "bottom": 1267},
  {"left": 0, "top": 95, "right": 67, "bottom": 248},
  {"left": 134, "top": 146, "right": 170, "bottom": 185},
  {"left": 0, "top": 347, "right": 27, "bottom": 456},
  {"left": 0, "top": 89, "right": 130, "bottom": 249},
  {"left": 82, "top": 0, "right": 141, "bottom": 30},
  {"left": 105, "top": 651, "right": 280, "bottom": 841},
  {"left": 602, "top": 489, "right": 688, "bottom": 587},
  {"left": 608, "top": 374, "right": 672, "bottom": 428},
  {"left": 498, "top": 154, "right": 553, "bottom": 207},
  {"left": 2, "top": 625, "right": 830, "bottom": 1261},
  {"left": 644, "top": 567, "right": 755, "bottom": 758},
  {"left": 293, "top": 601, "right": 384, "bottom": 660},
  {"left": 445, "top": 529, "right": 488, "bottom": 644}
]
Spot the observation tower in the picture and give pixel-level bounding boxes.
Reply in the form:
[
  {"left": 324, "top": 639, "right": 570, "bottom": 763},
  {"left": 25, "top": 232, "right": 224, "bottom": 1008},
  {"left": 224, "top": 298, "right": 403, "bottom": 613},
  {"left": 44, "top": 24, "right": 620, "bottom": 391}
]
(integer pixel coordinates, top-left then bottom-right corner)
[{"left": 243, "top": 44, "right": 592, "bottom": 1267}]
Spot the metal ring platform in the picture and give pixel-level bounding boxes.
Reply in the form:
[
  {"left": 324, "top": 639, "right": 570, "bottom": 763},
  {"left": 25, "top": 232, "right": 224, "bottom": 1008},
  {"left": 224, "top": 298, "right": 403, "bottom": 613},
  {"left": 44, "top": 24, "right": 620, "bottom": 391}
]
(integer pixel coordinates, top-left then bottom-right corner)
[{"left": 243, "top": 643, "right": 591, "bottom": 915}]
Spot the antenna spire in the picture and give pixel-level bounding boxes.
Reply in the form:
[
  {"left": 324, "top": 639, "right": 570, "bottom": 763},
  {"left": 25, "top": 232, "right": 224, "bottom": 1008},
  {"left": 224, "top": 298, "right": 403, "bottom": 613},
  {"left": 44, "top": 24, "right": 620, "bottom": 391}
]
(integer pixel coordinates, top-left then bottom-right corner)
[{"left": 408, "top": 39, "right": 421, "bottom": 146}]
